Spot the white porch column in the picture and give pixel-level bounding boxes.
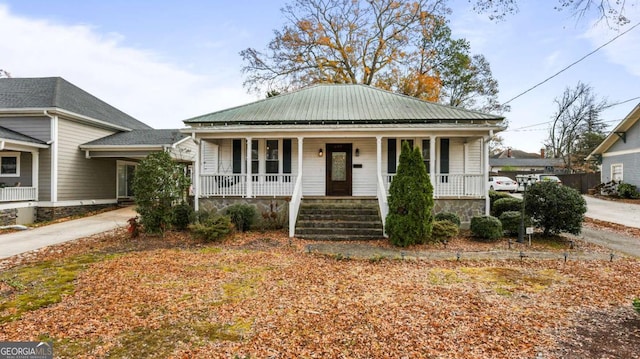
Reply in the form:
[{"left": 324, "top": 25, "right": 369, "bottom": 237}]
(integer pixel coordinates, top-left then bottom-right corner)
[
  {"left": 297, "top": 137, "right": 304, "bottom": 180},
  {"left": 31, "top": 150, "right": 39, "bottom": 201},
  {"left": 193, "top": 137, "right": 200, "bottom": 211},
  {"left": 376, "top": 136, "right": 382, "bottom": 180},
  {"left": 483, "top": 133, "right": 491, "bottom": 215},
  {"left": 246, "top": 137, "right": 253, "bottom": 198},
  {"left": 429, "top": 136, "right": 436, "bottom": 188}
]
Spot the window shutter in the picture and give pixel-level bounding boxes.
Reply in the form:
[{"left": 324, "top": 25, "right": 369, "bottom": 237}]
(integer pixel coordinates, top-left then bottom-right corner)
[
  {"left": 201, "top": 141, "right": 219, "bottom": 174},
  {"left": 387, "top": 139, "right": 396, "bottom": 173},
  {"left": 232, "top": 139, "right": 242, "bottom": 174},
  {"left": 440, "top": 138, "right": 449, "bottom": 174},
  {"left": 283, "top": 139, "right": 292, "bottom": 174}
]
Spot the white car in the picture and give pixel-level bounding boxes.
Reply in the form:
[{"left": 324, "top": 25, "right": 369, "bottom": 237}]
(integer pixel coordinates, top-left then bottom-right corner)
[{"left": 488, "top": 176, "right": 518, "bottom": 192}]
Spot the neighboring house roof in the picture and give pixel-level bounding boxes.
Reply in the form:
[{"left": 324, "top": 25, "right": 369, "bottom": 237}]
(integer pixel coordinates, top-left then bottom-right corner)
[
  {"left": 80, "top": 129, "right": 189, "bottom": 148},
  {"left": 587, "top": 103, "right": 640, "bottom": 160},
  {"left": 184, "top": 84, "right": 504, "bottom": 125},
  {"left": 0, "top": 125, "right": 47, "bottom": 146},
  {"left": 0, "top": 77, "right": 151, "bottom": 130},
  {"left": 491, "top": 149, "right": 542, "bottom": 159},
  {"left": 490, "top": 158, "right": 564, "bottom": 168}
]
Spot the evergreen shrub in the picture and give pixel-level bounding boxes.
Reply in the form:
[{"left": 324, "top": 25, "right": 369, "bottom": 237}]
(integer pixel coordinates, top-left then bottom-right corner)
[
  {"left": 434, "top": 212, "right": 461, "bottom": 227},
  {"left": 172, "top": 202, "right": 195, "bottom": 231},
  {"left": 225, "top": 204, "right": 257, "bottom": 232},
  {"left": 470, "top": 215, "right": 503, "bottom": 240},
  {"left": 618, "top": 183, "right": 640, "bottom": 199},
  {"left": 385, "top": 141, "right": 434, "bottom": 247},
  {"left": 492, "top": 197, "right": 523, "bottom": 217},
  {"left": 524, "top": 181, "right": 586, "bottom": 236},
  {"left": 432, "top": 220, "right": 459, "bottom": 242}
]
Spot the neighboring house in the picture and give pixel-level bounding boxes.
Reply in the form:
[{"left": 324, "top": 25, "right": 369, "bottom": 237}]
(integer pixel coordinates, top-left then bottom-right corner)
[
  {"left": 0, "top": 77, "right": 194, "bottom": 225},
  {"left": 182, "top": 84, "right": 504, "bottom": 236},
  {"left": 587, "top": 103, "right": 640, "bottom": 188},
  {"left": 489, "top": 148, "right": 564, "bottom": 173}
]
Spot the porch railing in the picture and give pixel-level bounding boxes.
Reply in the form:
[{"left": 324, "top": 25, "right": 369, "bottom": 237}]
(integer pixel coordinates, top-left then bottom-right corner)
[
  {"left": 376, "top": 172, "right": 388, "bottom": 237},
  {"left": 199, "top": 174, "right": 294, "bottom": 197},
  {"left": 0, "top": 187, "right": 37, "bottom": 202},
  {"left": 289, "top": 174, "right": 303, "bottom": 237},
  {"left": 385, "top": 173, "right": 485, "bottom": 198}
]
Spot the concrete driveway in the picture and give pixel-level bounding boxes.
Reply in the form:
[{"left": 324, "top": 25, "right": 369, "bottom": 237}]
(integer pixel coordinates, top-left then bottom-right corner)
[
  {"left": 582, "top": 195, "right": 640, "bottom": 229},
  {"left": 0, "top": 206, "right": 136, "bottom": 260}
]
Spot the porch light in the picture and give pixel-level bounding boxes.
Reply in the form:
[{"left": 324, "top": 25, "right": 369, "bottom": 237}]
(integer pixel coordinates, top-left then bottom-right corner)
[
  {"left": 318, "top": 148, "right": 324, "bottom": 157},
  {"left": 355, "top": 148, "right": 360, "bottom": 157}
]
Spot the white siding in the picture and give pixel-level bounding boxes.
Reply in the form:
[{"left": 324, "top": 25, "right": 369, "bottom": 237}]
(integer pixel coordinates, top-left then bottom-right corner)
[
  {"left": 351, "top": 138, "right": 377, "bottom": 196},
  {"left": 57, "top": 119, "right": 117, "bottom": 201},
  {"left": 302, "top": 138, "right": 325, "bottom": 196},
  {"left": 465, "top": 138, "right": 483, "bottom": 173}
]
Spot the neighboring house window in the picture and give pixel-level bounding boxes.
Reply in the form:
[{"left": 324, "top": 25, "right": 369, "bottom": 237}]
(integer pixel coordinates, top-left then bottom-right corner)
[
  {"left": 0, "top": 152, "right": 20, "bottom": 177},
  {"left": 611, "top": 163, "right": 623, "bottom": 181}
]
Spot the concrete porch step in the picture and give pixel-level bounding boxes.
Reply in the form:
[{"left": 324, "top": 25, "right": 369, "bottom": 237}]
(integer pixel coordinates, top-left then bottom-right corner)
[{"left": 294, "top": 197, "right": 384, "bottom": 241}]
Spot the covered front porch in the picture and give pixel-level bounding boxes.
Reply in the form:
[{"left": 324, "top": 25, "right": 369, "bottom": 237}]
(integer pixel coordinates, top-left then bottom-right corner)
[
  {"left": 191, "top": 132, "right": 492, "bottom": 236},
  {"left": 0, "top": 145, "right": 45, "bottom": 204}
]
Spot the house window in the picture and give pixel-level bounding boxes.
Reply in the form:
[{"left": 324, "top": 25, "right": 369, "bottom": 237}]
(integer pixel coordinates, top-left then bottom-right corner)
[
  {"left": 266, "top": 140, "right": 279, "bottom": 174},
  {"left": 0, "top": 152, "right": 20, "bottom": 177},
  {"left": 251, "top": 139, "right": 259, "bottom": 175},
  {"left": 422, "top": 139, "right": 430, "bottom": 172},
  {"left": 611, "top": 163, "right": 623, "bottom": 181}
]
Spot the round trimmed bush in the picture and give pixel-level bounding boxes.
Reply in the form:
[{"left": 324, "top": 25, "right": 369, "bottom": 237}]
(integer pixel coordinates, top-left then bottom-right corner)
[
  {"left": 618, "top": 183, "right": 640, "bottom": 199},
  {"left": 172, "top": 202, "right": 195, "bottom": 231},
  {"left": 524, "top": 181, "right": 586, "bottom": 236},
  {"left": 432, "top": 220, "right": 459, "bottom": 242},
  {"left": 489, "top": 190, "right": 513, "bottom": 210},
  {"left": 470, "top": 215, "right": 503, "bottom": 240},
  {"left": 225, "top": 204, "right": 257, "bottom": 232},
  {"left": 492, "top": 197, "right": 522, "bottom": 217},
  {"left": 434, "top": 212, "right": 461, "bottom": 228},
  {"left": 499, "top": 210, "right": 529, "bottom": 236}
]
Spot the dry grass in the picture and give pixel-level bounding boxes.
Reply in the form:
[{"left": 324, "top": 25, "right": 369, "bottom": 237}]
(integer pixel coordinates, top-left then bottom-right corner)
[{"left": 0, "top": 229, "right": 639, "bottom": 358}]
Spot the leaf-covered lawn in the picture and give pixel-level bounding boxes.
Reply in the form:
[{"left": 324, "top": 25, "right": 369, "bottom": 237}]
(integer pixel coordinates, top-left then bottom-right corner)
[{"left": 1, "top": 230, "right": 639, "bottom": 358}]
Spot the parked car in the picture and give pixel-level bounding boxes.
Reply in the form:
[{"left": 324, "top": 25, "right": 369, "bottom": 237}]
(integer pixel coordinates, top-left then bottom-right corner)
[
  {"left": 515, "top": 174, "right": 562, "bottom": 192},
  {"left": 488, "top": 176, "right": 518, "bottom": 192}
]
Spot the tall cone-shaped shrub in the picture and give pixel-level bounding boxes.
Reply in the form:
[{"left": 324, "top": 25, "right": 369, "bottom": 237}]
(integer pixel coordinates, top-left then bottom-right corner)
[{"left": 385, "top": 141, "right": 434, "bottom": 247}]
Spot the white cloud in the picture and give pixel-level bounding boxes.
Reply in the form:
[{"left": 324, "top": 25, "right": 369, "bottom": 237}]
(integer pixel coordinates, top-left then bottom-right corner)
[
  {"left": 583, "top": 7, "right": 640, "bottom": 78},
  {"left": 0, "top": 4, "right": 256, "bottom": 129}
]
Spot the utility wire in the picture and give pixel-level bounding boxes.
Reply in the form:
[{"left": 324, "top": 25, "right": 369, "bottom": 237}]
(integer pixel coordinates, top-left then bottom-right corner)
[
  {"left": 507, "top": 95, "right": 640, "bottom": 131},
  {"left": 503, "top": 22, "right": 640, "bottom": 105}
]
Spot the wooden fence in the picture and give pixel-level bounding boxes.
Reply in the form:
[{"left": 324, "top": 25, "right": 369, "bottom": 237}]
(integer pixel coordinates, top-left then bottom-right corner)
[{"left": 491, "top": 171, "right": 600, "bottom": 194}]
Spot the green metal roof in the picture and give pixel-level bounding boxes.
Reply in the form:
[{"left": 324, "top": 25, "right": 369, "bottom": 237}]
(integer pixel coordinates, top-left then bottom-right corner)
[{"left": 184, "top": 84, "right": 504, "bottom": 125}]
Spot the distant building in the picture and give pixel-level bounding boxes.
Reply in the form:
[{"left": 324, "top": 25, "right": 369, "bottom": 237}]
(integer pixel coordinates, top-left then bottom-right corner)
[
  {"left": 490, "top": 148, "right": 564, "bottom": 173},
  {"left": 587, "top": 103, "right": 640, "bottom": 188}
]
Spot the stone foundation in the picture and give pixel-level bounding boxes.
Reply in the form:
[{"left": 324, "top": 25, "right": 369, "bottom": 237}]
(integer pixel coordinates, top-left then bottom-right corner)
[
  {"left": 0, "top": 208, "right": 18, "bottom": 226},
  {"left": 434, "top": 198, "right": 486, "bottom": 228},
  {"left": 198, "top": 197, "right": 290, "bottom": 229},
  {"left": 36, "top": 204, "right": 116, "bottom": 222}
]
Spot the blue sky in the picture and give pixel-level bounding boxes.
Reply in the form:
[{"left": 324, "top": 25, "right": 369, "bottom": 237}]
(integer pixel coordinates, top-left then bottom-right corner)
[{"left": 1, "top": 0, "right": 639, "bottom": 153}]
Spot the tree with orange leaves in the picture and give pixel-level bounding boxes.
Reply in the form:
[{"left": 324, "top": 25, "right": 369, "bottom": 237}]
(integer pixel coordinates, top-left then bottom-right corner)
[{"left": 240, "top": 0, "right": 507, "bottom": 113}]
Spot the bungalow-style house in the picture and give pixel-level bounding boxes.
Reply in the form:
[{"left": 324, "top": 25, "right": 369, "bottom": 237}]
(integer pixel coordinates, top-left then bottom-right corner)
[
  {"left": 0, "top": 77, "right": 194, "bottom": 225},
  {"left": 587, "top": 103, "right": 640, "bottom": 188},
  {"left": 489, "top": 148, "right": 564, "bottom": 173},
  {"left": 183, "top": 84, "right": 505, "bottom": 238}
]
